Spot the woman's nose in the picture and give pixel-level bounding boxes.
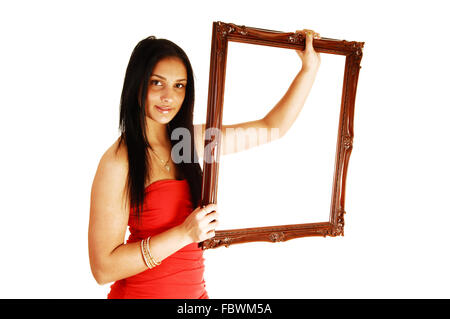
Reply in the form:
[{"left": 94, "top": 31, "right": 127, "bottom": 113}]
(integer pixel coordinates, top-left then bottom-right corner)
[{"left": 160, "top": 87, "right": 174, "bottom": 104}]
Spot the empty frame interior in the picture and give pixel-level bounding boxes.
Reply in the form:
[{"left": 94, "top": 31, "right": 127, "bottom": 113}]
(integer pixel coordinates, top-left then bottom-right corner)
[{"left": 217, "top": 42, "right": 345, "bottom": 230}]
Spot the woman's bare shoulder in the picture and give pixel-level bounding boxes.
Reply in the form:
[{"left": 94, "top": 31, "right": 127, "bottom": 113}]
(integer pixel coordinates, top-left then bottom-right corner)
[
  {"left": 100, "top": 138, "right": 128, "bottom": 168},
  {"left": 94, "top": 138, "right": 128, "bottom": 192}
]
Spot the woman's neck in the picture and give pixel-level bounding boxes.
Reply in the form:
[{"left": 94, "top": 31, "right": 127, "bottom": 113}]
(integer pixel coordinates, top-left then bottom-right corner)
[{"left": 145, "top": 120, "right": 171, "bottom": 147}]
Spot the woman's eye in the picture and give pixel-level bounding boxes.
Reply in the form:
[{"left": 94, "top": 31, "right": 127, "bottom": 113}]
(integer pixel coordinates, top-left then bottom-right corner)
[
  {"left": 150, "top": 80, "right": 162, "bottom": 86},
  {"left": 175, "top": 83, "right": 185, "bottom": 89}
]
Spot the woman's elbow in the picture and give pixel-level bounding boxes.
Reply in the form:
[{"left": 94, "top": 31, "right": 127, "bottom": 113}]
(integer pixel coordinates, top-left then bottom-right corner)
[
  {"left": 92, "top": 266, "right": 116, "bottom": 285},
  {"left": 89, "top": 263, "right": 105, "bottom": 285},
  {"left": 91, "top": 268, "right": 105, "bottom": 285},
  {"left": 90, "top": 258, "right": 114, "bottom": 285}
]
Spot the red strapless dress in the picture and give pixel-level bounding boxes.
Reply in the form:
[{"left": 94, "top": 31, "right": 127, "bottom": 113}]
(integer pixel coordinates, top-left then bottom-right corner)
[{"left": 107, "top": 179, "right": 208, "bottom": 299}]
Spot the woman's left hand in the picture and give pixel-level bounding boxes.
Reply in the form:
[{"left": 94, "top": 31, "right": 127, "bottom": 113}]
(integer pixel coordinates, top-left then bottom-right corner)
[{"left": 295, "top": 29, "right": 321, "bottom": 72}]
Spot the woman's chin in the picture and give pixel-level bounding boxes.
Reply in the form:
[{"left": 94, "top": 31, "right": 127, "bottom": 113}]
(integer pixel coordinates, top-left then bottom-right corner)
[{"left": 147, "top": 113, "right": 173, "bottom": 125}]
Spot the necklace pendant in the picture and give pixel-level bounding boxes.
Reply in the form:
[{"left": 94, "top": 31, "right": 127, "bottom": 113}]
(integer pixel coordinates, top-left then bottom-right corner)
[{"left": 165, "top": 165, "right": 170, "bottom": 172}]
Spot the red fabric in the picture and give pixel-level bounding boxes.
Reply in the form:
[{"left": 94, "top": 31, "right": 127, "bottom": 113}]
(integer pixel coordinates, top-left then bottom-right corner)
[{"left": 107, "top": 179, "right": 208, "bottom": 299}]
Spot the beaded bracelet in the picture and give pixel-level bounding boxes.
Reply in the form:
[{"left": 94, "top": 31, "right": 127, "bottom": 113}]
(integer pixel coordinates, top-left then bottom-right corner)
[
  {"left": 140, "top": 236, "right": 161, "bottom": 269},
  {"left": 140, "top": 239, "right": 154, "bottom": 269},
  {"left": 145, "top": 236, "right": 161, "bottom": 266}
]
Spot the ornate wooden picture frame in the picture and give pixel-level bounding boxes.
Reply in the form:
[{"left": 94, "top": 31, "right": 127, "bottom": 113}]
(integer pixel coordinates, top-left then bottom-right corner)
[{"left": 200, "top": 21, "right": 364, "bottom": 249}]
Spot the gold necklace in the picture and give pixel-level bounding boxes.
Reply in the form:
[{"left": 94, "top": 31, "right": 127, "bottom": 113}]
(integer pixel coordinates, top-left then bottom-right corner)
[{"left": 149, "top": 148, "right": 170, "bottom": 172}]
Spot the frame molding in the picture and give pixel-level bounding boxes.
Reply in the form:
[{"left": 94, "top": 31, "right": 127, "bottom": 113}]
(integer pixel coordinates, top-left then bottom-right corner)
[{"left": 200, "top": 21, "right": 364, "bottom": 249}]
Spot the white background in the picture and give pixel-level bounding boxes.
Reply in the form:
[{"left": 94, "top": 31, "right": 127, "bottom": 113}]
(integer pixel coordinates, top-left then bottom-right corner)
[
  {"left": 0, "top": 0, "right": 449, "bottom": 298},
  {"left": 217, "top": 42, "right": 345, "bottom": 229}
]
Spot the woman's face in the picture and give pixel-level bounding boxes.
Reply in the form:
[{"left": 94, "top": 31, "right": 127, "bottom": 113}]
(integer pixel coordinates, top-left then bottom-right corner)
[{"left": 145, "top": 56, "right": 187, "bottom": 125}]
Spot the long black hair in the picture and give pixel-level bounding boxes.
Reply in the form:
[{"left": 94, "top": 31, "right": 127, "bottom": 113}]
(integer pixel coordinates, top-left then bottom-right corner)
[{"left": 117, "top": 36, "right": 203, "bottom": 220}]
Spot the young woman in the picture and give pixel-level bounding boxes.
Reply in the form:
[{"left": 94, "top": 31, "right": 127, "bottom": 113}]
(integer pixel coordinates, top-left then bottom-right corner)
[{"left": 88, "top": 29, "right": 321, "bottom": 299}]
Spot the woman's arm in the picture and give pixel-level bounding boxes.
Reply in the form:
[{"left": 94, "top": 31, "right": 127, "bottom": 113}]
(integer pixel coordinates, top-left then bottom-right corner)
[
  {"left": 194, "top": 29, "right": 321, "bottom": 157},
  {"left": 88, "top": 141, "right": 218, "bottom": 285},
  {"left": 264, "top": 29, "right": 321, "bottom": 138}
]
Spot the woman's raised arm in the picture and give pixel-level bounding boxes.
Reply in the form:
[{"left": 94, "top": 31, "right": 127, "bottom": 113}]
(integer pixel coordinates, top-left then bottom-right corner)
[{"left": 194, "top": 29, "right": 321, "bottom": 158}]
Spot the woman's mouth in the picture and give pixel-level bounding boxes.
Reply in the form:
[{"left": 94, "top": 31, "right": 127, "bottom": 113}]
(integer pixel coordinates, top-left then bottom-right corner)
[{"left": 155, "top": 105, "right": 172, "bottom": 114}]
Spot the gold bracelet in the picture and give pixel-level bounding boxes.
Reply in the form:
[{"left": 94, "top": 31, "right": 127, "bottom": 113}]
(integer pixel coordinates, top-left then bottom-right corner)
[
  {"left": 143, "top": 237, "right": 157, "bottom": 268},
  {"left": 145, "top": 236, "right": 161, "bottom": 266},
  {"left": 140, "top": 239, "right": 154, "bottom": 269}
]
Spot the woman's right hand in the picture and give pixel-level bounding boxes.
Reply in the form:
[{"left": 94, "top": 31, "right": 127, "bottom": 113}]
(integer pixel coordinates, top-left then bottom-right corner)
[{"left": 180, "top": 203, "right": 219, "bottom": 243}]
